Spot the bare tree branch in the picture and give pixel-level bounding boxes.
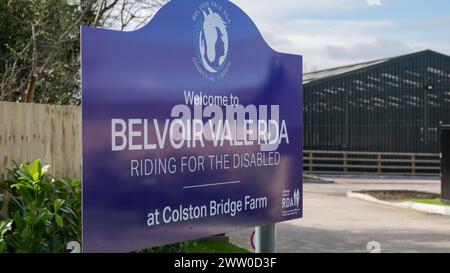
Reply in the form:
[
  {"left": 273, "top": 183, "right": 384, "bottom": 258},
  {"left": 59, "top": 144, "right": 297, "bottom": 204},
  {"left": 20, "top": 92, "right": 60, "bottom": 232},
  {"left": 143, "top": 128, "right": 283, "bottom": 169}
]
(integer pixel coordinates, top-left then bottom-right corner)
[
  {"left": 25, "top": 24, "right": 38, "bottom": 103},
  {"left": 38, "top": 0, "right": 95, "bottom": 75}
]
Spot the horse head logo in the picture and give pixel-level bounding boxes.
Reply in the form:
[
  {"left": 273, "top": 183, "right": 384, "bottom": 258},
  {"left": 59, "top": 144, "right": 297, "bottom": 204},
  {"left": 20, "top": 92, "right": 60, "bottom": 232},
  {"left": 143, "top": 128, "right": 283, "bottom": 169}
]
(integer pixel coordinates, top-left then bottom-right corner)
[{"left": 199, "top": 7, "right": 229, "bottom": 73}]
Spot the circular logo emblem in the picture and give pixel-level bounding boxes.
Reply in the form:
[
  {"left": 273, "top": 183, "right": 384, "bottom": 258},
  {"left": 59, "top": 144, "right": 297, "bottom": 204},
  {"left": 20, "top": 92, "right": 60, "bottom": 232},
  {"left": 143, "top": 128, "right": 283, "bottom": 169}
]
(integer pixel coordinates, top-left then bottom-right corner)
[
  {"left": 198, "top": 7, "right": 228, "bottom": 73},
  {"left": 193, "top": 3, "right": 231, "bottom": 81}
]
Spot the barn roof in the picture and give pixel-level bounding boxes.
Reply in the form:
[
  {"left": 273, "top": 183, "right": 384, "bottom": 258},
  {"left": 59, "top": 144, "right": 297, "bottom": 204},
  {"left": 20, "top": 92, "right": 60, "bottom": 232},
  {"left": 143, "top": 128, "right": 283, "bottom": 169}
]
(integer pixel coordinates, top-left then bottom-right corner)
[{"left": 303, "top": 50, "right": 450, "bottom": 84}]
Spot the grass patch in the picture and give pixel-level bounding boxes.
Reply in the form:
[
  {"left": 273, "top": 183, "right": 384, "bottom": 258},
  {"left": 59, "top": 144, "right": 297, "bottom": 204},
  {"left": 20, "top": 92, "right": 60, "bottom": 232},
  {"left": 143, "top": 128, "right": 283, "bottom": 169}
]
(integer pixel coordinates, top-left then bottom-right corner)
[
  {"left": 182, "top": 240, "right": 250, "bottom": 253},
  {"left": 140, "top": 239, "right": 251, "bottom": 253},
  {"left": 404, "top": 199, "right": 450, "bottom": 207}
]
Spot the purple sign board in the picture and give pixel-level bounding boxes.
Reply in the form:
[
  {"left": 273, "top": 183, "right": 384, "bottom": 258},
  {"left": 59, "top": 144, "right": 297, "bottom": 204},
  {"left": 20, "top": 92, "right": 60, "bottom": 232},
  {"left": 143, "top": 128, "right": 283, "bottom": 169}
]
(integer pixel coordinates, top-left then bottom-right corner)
[{"left": 82, "top": 0, "right": 303, "bottom": 253}]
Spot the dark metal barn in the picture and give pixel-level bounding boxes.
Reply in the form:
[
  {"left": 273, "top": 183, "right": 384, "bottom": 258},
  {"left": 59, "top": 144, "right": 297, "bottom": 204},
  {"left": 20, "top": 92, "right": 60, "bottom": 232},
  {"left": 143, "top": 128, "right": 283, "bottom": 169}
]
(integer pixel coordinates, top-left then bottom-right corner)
[{"left": 303, "top": 50, "right": 450, "bottom": 153}]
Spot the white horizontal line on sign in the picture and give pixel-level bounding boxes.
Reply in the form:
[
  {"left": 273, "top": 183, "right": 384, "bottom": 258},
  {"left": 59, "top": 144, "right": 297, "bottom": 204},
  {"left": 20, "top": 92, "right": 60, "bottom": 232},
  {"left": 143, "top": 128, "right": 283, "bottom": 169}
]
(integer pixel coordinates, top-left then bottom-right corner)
[
  {"left": 282, "top": 209, "right": 301, "bottom": 213},
  {"left": 183, "top": 181, "right": 241, "bottom": 189}
]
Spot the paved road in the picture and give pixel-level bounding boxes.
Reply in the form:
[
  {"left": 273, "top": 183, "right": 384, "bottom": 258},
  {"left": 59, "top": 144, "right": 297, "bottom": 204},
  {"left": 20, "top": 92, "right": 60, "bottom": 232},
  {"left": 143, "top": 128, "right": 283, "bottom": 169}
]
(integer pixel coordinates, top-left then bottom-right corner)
[{"left": 229, "top": 177, "right": 450, "bottom": 253}]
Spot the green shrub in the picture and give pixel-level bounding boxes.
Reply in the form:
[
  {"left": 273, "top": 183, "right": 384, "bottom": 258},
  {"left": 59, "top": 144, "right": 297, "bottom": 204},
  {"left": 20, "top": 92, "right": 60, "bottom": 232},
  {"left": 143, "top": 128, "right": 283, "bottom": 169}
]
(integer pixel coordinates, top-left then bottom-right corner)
[
  {"left": 0, "top": 219, "right": 12, "bottom": 252},
  {"left": 0, "top": 160, "right": 81, "bottom": 253}
]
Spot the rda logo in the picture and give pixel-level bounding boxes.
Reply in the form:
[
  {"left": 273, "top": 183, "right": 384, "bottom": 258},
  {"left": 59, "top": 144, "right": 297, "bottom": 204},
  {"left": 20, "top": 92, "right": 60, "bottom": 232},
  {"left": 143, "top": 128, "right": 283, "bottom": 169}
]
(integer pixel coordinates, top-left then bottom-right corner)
[
  {"left": 193, "top": 1, "right": 231, "bottom": 81},
  {"left": 282, "top": 189, "right": 301, "bottom": 216}
]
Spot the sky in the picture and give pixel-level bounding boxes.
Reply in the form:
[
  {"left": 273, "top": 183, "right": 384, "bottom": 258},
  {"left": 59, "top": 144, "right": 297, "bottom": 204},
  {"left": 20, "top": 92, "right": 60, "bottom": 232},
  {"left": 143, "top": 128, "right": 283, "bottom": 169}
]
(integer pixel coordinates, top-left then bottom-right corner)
[
  {"left": 229, "top": 0, "right": 450, "bottom": 72},
  {"left": 107, "top": 0, "right": 450, "bottom": 73}
]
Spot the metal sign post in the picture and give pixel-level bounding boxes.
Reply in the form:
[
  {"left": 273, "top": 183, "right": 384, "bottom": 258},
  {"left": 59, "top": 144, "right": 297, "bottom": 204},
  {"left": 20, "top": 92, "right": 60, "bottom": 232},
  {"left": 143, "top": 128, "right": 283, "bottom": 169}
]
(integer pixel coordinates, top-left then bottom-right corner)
[
  {"left": 255, "top": 224, "right": 276, "bottom": 253},
  {"left": 441, "top": 125, "right": 450, "bottom": 202}
]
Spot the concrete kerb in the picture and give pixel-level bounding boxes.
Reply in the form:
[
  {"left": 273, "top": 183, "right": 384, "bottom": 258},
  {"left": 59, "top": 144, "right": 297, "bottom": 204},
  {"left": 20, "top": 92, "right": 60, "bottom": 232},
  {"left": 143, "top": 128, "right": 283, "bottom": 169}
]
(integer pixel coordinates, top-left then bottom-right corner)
[
  {"left": 303, "top": 175, "right": 335, "bottom": 184},
  {"left": 347, "top": 191, "right": 450, "bottom": 216}
]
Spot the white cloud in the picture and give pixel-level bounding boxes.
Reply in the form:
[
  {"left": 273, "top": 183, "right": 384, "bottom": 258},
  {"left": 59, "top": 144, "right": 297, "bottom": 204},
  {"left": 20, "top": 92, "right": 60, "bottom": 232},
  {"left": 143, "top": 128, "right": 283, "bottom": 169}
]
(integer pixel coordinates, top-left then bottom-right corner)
[
  {"left": 230, "top": 0, "right": 365, "bottom": 19},
  {"left": 256, "top": 19, "right": 395, "bottom": 71},
  {"left": 324, "top": 38, "right": 414, "bottom": 60},
  {"left": 104, "top": 0, "right": 450, "bottom": 72},
  {"left": 230, "top": 0, "right": 450, "bottom": 72}
]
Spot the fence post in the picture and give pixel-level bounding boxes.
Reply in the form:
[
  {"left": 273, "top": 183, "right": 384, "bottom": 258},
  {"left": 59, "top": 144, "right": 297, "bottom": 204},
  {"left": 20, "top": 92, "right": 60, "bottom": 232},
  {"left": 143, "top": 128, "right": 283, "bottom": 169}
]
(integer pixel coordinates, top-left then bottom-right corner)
[
  {"left": 343, "top": 153, "right": 348, "bottom": 173},
  {"left": 411, "top": 155, "right": 416, "bottom": 175},
  {"left": 377, "top": 154, "right": 382, "bottom": 174},
  {"left": 309, "top": 152, "right": 313, "bottom": 172}
]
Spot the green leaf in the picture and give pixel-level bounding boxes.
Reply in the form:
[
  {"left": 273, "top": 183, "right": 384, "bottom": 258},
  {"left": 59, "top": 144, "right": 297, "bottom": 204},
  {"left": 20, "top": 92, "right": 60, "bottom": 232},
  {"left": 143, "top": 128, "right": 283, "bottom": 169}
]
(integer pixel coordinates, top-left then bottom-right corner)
[
  {"left": 32, "top": 172, "right": 40, "bottom": 182},
  {"left": 18, "top": 188, "right": 34, "bottom": 204},
  {"left": 55, "top": 214, "right": 63, "bottom": 229},
  {"left": 11, "top": 197, "right": 25, "bottom": 213},
  {"left": 60, "top": 205, "right": 76, "bottom": 217},
  {"left": 31, "top": 159, "right": 42, "bottom": 179},
  {"left": 53, "top": 199, "right": 65, "bottom": 213},
  {"left": 50, "top": 236, "right": 63, "bottom": 252},
  {"left": 21, "top": 164, "right": 32, "bottom": 174},
  {"left": 20, "top": 226, "right": 32, "bottom": 240},
  {"left": 16, "top": 168, "right": 33, "bottom": 182},
  {"left": 0, "top": 241, "right": 5, "bottom": 253},
  {"left": 11, "top": 161, "right": 20, "bottom": 170},
  {"left": 0, "top": 220, "right": 13, "bottom": 236},
  {"left": 12, "top": 211, "right": 24, "bottom": 231},
  {"left": 38, "top": 211, "right": 51, "bottom": 223},
  {"left": 23, "top": 215, "right": 35, "bottom": 225},
  {"left": 10, "top": 183, "right": 34, "bottom": 190},
  {"left": 7, "top": 234, "right": 23, "bottom": 251},
  {"left": 36, "top": 190, "right": 47, "bottom": 208}
]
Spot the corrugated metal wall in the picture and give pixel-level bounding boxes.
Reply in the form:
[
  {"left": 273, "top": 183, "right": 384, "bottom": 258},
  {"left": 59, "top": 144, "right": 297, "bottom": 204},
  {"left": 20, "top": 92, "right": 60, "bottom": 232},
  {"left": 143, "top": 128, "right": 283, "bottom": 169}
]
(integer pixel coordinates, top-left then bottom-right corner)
[{"left": 304, "top": 51, "right": 450, "bottom": 153}]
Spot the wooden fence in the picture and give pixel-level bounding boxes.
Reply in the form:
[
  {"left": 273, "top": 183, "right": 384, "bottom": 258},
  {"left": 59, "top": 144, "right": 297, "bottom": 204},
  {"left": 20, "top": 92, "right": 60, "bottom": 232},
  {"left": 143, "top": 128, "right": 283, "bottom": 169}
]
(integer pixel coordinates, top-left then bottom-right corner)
[
  {"left": 0, "top": 101, "right": 81, "bottom": 180},
  {"left": 304, "top": 150, "right": 441, "bottom": 175}
]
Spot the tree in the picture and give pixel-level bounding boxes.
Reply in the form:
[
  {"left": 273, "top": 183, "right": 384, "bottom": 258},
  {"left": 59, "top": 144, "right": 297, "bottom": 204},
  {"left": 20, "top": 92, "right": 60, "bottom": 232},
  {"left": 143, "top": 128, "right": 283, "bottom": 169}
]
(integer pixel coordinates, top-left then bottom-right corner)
[{"left": 0, "top": 0, "right": 167, "bottom": 105}]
